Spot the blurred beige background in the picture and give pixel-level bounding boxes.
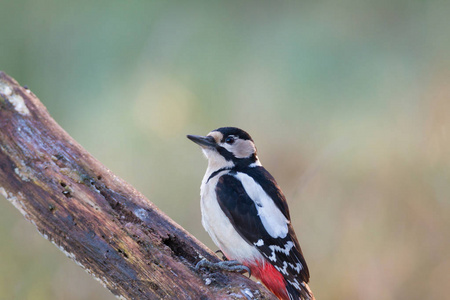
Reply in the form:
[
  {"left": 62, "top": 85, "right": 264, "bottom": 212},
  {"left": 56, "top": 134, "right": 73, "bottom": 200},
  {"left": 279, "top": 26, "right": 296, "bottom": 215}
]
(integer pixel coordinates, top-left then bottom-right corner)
[{"left": 1, "top": 1, "right": 449, "bottom": 299}]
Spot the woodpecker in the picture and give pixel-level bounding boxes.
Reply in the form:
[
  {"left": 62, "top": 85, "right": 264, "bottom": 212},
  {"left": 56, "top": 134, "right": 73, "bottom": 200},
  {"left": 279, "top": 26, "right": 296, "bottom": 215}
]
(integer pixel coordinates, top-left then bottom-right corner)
[{"left": 187, "top": 127, "right": 314, "bottom": 300}]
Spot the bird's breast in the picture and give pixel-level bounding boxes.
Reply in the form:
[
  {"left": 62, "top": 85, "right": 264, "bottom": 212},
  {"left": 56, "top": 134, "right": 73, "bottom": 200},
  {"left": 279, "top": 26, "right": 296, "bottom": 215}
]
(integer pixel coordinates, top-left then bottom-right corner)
[{"left": 200, "top": 172, "right": 263, "bottom": 263}]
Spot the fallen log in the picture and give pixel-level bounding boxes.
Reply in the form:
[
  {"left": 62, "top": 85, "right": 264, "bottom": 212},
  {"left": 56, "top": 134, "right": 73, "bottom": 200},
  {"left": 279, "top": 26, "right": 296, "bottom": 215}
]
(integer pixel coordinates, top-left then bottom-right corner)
[{"left": 0, "top": 71, "right": 277, "bottom": 300}]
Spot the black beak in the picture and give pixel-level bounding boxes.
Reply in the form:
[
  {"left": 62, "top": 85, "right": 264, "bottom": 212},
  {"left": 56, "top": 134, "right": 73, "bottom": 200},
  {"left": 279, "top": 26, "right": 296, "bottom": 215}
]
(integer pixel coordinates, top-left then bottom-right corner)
[{"left": 187, "top": 135, "right": 217, "bottom": 148}]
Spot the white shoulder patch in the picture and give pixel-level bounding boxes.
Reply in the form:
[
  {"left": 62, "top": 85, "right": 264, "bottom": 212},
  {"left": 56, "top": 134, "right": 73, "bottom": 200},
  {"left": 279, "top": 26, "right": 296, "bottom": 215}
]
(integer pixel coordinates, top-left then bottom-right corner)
[{"left": 233, "top": 172, "right": 289, "bottom": 238}]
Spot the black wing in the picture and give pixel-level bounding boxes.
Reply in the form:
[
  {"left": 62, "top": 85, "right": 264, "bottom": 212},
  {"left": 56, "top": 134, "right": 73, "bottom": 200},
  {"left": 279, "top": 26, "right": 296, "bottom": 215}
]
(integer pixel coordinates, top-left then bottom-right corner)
[{"left": 215, "top": 171, "right": 310, "bottom": 284}]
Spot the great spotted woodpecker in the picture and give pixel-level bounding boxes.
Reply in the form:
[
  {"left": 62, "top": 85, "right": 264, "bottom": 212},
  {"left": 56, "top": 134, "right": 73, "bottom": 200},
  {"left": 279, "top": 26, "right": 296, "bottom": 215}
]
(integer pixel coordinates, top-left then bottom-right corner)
[{"left": 187, "top": 127, "right": 314, "bottom": 300}]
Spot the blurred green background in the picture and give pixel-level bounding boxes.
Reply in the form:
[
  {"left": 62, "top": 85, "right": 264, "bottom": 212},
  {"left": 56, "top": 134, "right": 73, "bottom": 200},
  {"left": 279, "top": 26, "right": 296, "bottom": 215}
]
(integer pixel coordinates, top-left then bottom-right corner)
[{"left": 1, "top": 1, "right": 449, "bottom": 299}]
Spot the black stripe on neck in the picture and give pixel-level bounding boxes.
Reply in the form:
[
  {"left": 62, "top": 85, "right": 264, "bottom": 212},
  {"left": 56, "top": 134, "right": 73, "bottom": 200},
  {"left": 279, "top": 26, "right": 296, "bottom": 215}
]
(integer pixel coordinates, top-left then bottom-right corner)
[{"left": 207, "top": 167, "right": 232, "bottom": 183}]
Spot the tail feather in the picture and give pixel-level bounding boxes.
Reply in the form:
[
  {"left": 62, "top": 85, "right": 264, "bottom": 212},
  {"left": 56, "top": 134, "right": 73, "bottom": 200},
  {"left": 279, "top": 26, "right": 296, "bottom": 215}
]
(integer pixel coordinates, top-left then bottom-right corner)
[{"left": 285, "top": 280, "right": 314, "bottom": 300}]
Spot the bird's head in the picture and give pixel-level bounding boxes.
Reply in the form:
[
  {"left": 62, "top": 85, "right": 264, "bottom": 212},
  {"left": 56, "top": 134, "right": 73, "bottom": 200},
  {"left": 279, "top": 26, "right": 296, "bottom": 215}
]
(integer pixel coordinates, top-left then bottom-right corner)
[{"left": 187, "top": 127, "right": 260, "bottom": 169}]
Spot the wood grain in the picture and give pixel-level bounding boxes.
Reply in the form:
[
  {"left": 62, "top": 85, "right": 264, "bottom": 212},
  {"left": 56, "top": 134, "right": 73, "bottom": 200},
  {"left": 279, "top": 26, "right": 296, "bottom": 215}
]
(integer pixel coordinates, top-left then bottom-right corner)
[{"left": 0, "top": 71, "right": 277, "bottom": 300}]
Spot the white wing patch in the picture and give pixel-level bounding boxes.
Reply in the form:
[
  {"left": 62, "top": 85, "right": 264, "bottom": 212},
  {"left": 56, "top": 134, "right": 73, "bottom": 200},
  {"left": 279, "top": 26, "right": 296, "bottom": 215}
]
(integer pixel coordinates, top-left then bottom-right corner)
[
  {"left": 233, "top": 172, "right": 289, "bottom": 238},
  {"left": 287, "top": 278, "right": 302, "bottom": 291},
  {"left": 275, "top": 261, "right": 289, "bottom": 275},
  {"left": 254, "top": 239, "right": 264, "bottom": 246},
  {"left": 289, "top": 262, "right": 303, "bottom": 273},
  {"left": 271, "top": 241, "right": 295, "bottom": 255},
  {"left": 264, "top": 241, "right": 295, "bottom": 262},
  {"left": 275, "top": 260, "right": 303, "bottom": 276}
]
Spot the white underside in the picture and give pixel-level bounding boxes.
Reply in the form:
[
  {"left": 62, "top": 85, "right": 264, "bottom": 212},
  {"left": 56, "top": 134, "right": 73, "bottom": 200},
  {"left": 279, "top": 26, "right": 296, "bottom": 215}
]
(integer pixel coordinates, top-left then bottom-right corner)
[{"left": 200, "top": 169, "right": 264, "bottom": 263}]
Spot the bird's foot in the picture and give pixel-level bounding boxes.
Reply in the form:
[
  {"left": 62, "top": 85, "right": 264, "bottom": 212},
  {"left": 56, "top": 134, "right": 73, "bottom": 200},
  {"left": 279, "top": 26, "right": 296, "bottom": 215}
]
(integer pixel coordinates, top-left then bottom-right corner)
[{"left": 195, "top": 258, "right": 251, "bottom": 277}]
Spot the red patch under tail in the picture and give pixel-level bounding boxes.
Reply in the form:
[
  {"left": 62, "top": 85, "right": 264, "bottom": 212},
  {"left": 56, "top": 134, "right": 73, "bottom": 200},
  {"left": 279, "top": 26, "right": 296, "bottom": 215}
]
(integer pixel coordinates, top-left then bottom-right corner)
[{"left": 245, "top": 261, "right": 289, "bottom": 300}]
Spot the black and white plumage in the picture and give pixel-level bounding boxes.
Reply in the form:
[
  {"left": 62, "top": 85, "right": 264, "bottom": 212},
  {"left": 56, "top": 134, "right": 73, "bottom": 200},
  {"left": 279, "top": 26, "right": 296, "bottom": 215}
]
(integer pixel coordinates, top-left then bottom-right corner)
[{"left": 188, "top": 127, "right": 314, "bottom": 300}]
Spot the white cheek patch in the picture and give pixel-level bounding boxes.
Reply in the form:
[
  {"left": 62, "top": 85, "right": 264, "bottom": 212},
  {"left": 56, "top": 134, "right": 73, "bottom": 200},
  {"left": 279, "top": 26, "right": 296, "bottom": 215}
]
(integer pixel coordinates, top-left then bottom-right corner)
[{"left": 223, "top": 139, "right": 256, "bottom": 158}]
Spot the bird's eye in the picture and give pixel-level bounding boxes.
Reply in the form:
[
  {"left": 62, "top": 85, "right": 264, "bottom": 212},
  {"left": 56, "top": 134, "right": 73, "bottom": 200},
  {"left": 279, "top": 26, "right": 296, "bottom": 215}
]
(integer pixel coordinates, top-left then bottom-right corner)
[{"left": 225, "top": 136, "right": 235, "bottom": 144}]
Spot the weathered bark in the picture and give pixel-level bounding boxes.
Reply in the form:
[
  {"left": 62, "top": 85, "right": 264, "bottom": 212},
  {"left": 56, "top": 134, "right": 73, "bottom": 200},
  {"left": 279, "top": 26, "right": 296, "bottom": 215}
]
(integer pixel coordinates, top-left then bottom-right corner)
[{"left": 0, "top": 71, "right": 277, "bottom": 300}]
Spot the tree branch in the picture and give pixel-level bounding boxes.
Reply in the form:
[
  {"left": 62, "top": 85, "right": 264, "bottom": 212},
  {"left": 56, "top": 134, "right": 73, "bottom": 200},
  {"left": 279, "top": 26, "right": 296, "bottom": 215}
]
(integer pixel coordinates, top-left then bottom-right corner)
[{"left": 0, "top": 71, "right": 277, "bottom": 300}]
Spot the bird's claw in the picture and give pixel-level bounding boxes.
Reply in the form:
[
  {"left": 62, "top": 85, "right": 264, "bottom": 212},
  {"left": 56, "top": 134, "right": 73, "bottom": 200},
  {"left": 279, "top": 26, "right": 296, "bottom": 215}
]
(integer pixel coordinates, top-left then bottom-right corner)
[
  {"left": 215, "top": 249, "right": 228, "bottom": 261},
  {"left": 195, "top": 258, "right": 251, "bottom": 278}
]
